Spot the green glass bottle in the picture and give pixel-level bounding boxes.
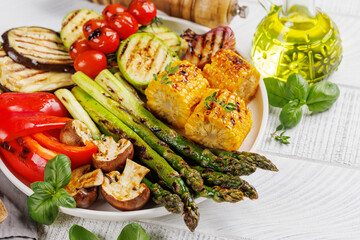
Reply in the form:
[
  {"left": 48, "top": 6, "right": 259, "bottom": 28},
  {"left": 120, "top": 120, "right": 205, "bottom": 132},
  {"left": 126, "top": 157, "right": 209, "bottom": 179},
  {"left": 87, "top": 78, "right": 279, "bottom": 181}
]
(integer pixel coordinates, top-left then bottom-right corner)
[{"left": 251, "top": 0, "right": 342, "bottom": 82}]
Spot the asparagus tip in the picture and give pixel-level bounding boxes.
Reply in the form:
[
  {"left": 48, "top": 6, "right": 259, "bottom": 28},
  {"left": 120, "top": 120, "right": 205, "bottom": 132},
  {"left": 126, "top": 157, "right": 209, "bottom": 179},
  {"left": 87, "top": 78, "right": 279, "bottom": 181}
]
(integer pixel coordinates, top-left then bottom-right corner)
[{"left": 183, "top": 207, "right": 200, "bottom": 232}]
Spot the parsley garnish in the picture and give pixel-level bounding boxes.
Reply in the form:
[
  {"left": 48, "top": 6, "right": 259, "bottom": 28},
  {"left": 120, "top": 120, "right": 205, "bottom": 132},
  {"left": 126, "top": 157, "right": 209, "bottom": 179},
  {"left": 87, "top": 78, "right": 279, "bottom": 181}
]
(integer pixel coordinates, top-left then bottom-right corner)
[
  {"left": 204, "top": 91, "right": 237, "bottom": 112},
  {"left": 92, "top": 133, "right": 108, "bottom": 141},
  {"left": 270, "top": 125, "right": 290, "bottom": 144},
  {"left": 139, "top": 16, "right": 163, "bottom": 31},
  {"left": 153, "top": 62, "right": 180, "bottom": 85}
]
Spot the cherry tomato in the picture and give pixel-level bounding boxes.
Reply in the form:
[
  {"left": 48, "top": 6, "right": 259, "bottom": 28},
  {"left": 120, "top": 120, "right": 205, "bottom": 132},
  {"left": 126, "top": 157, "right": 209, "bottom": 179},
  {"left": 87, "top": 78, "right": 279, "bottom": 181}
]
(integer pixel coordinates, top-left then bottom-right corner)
[
  {"left": 102, "top": 4, "right": 127, "bottom": 22},
  {"left": 108, "top": 12, "right": 139, "bottom": 40},
  {"left": 83, "top": 19, "right": 109, "bottom": 38},
  {"left": 87, "top": 27, "right": 120, "bottom": 54},
  {"left": 69, "top": 38, "right": 92, "bottom": 60},
  {"left": 74, "top": 50, "right": 107, "bottom": 78},
  {"left": 128, "top": 0, "right": 157, "bottom": 25}
]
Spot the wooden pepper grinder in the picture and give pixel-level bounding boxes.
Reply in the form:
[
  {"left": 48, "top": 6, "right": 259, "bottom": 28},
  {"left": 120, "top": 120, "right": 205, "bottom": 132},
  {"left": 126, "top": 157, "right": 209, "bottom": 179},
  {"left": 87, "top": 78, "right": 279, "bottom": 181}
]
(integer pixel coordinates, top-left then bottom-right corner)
[{"left": 90, "top": 0, "right": 248, "bottom": 28}]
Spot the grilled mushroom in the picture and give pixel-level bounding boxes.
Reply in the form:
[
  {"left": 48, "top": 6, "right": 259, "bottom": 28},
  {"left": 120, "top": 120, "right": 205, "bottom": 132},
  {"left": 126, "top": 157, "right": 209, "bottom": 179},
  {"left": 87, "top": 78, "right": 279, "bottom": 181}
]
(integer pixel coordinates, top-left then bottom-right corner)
[
  {"left": 101, "top": 159, "right": 150, "bottom": 211},
  {"left": 60, "top": 119, "right": 93, "bottom": 146},
  {"left": 92, "top": 137, "right": 134, "bottom": 172},
  {"left": 64, "top": 164, "right": 104, "bottom": 208}
]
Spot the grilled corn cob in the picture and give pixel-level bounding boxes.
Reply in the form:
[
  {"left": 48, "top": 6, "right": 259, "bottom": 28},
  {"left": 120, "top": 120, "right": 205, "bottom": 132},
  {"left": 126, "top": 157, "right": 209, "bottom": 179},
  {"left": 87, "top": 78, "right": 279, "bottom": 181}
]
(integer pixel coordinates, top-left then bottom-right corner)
[
  {"left": 145, "top": 60, "right": 209, "bottom": 128},
  {"left": 185, "top": 89, "right": 252, "bottom": 151},
  {"left": 203, "top": 49, "right": 260, "bottom": 103}
]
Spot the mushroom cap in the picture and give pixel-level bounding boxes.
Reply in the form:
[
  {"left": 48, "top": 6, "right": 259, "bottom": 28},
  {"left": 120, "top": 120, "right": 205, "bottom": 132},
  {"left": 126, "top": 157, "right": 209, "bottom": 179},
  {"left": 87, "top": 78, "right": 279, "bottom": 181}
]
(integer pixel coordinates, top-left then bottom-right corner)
[
  {"left": 92, "top": 138, "right": 134, "bottom": 172},
  {"left": 73, "top": 187, "right": 98, "bottom": 209},
  {"left": 64, "top": 164, "right": 104, "bottom": 209},
  {"left": 60, "top": 119, "right": 93, "bottom": 146},
  {"left": 101, "top": 160, "right": 150, "bottom": 211},
  {"left": 101, "top": 181, "right": 150, "bottom": 211}
]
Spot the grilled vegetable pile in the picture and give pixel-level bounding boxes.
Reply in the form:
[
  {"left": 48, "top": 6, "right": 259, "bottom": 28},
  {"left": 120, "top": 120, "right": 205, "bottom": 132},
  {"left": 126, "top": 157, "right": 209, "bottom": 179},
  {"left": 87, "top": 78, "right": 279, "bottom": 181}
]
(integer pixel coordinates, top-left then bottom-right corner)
[
  {"left": 67, "top": 69, "right": 277, "bottom": 231},
  {"left": 0, "top": 0, "right": 278, "bottom": 232}
]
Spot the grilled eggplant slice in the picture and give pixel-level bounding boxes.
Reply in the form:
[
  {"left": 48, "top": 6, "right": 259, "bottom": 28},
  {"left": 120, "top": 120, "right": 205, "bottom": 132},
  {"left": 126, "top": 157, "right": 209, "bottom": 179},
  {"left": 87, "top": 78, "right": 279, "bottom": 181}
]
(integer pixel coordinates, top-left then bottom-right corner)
[
  {"left": 2, "top": 27, "right": 74, "bottom": 73},
  {"left": 142, "top": 26, "right": 181, "bottom": 54},
  {"left": 181, "top": 26, "right": 236, "bottom": 69},
  {"left": 61, "top": 9, "right": 101, "bottom": 50},
  {"left": 0, "top": 47, "right": 73, "bottom": 92},
  {"left": 117, "top": 33, "right": 179, "bottom": 91}
]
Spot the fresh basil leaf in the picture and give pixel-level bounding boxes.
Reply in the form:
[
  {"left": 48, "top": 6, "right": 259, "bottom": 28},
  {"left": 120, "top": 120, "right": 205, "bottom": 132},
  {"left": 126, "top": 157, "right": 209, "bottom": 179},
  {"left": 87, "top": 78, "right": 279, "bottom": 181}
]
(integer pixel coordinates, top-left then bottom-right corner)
[
  {"left": 69, "top": 224, "right": 100, "bottom": 240},
  {"left": 27, "top": 193, "right": 59, "bottom": 225},
  {"left": 306, "top": 80, "right": 340, "bottom": 113},
  {"left": 30, "top": 181, "right": 55, "bottom": 195},
  {"left": 44, "top": 154, "right": 72, "bottom": 190},
  {"left": 53, "top": 189, "right": 76, "bottom": 209},
  {"left": 285, "top": 74, "right": 309, "bottom": 102},
  {"left": 263, "top": 77, "right": 289, "bottom": 108},
  {"left": 117, "top": 223, "right": 150, "bottom": 240},
  {"left": 279, "top": 100, "right": 303, "bottom": 128}
]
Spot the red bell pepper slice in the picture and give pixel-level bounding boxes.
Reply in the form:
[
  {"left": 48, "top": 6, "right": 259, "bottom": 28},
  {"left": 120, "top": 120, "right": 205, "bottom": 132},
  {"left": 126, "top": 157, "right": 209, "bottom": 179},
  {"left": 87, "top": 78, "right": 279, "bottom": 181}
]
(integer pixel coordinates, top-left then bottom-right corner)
[
  {"left": 22, "top": 135, "right": 58, "bottom": 160},
  {"left": 0, "top": 137, "right": 58, "bottom": 183},
  {"left": 32, "top": 132, "right": 97, "bottom": 169},
  {"left": 0, "top": 92, "right": 69, "bottom": 117},
  {"left": 0, "top": 113, "right": 71, "bottom": 142}
]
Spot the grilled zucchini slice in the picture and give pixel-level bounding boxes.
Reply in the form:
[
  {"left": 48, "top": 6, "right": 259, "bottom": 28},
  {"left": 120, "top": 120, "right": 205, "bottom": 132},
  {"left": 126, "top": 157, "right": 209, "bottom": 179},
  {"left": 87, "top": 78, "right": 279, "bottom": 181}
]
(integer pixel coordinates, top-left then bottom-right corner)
[
  {"left": 0, "top": 46, "right": 73, "bottom": 92},
  {"left": 117, "top": 33, "right": 179, "bottom": 90},
  {"left": 60, "top": 9, "right": 101, "bottom": 49},
  {"left": 142, "top": 26, "right": 181, "bottom": 54},
  {"left": 2, "top": 27, "right": 74, "bottom": 73}
]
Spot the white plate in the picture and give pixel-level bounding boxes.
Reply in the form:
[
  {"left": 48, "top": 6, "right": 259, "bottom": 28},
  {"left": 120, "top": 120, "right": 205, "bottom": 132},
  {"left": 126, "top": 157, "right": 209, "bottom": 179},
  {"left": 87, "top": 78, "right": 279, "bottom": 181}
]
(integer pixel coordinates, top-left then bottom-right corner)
[{"left": 0, "top": 15, "right": 268, "bottom": 221}]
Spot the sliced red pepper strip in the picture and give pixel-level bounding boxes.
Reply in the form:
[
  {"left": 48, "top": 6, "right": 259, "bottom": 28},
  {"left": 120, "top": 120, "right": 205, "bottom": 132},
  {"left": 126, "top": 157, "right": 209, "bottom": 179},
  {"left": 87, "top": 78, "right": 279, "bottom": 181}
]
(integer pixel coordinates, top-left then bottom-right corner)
[
  {"left": 0, "top": 92, "right": 69, "bottom": 117},
  {"left": 0, "top": 113, "right": 71, "bottom": 142},
  {"left": 32, "top": 132, "right": 97, "bottom": 169},
  {"left": 22, "top": 136, "right": 58, "bottom": 160},
  {"left": 0, "top": 137, "right": 53, "bottom": 183}
]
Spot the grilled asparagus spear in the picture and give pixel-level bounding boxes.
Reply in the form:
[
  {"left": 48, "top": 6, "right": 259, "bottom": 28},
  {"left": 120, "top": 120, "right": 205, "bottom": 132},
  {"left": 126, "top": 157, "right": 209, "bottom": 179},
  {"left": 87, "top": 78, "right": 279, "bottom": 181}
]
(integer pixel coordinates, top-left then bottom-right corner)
[
  {"left": 198, "top": 185, "right": 244, "bottom": 203},
  {"left": 72, "top": 86, "right": 199, "bottom": 232},
  {"left": 54, "top": 88, "right": 101, "bottom": 136},
  {"left": 210, "top": 149, "right": 278, "bottom": 172},
  {"left": 72, "top": 71, "right": 204, "bottom": 191},
  {"left": 93, "top": 70, "right": 257, "bottom": 176},
  {"left": 142, "top": 177, "right": 184, "bottom": 214},
  {"left": 193, "top": 166, "right": 258, "bottom": 200}
]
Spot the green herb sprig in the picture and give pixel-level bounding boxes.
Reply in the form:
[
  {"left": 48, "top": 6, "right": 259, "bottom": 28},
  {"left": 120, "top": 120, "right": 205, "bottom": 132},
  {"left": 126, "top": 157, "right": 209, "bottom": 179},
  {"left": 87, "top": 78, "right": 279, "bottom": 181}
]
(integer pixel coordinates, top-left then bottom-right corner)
[
  {"left": 204, "top": 91, "right": 237, "bottom": 112},
  {"left": 264, "top": 73, "right": 340, "bottom": 144},
  {"left": 69, "top": 223, "right": 150, "bottom": 240},
  {"left": 271, "top": 125, "right": 291, "bottom": 144},
  {"left": 27, "top": 154, "right": 76, "bottom": 225},
  {"left": 153, "top": 62, "right": 179, "bottom": 85},
  {"left": 139, "top": 16, "right": 163, "bottom": 31},
  {"left": 92, "top": 133, "right": 109, "bottom": 141}
]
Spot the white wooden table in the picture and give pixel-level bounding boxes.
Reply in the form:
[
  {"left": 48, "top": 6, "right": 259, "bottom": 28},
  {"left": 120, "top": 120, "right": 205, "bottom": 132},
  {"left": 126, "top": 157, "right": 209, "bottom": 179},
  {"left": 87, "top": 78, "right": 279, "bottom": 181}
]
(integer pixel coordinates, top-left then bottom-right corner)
[{"left": 1, "top": 0, "right": 360, "bottom": 239}]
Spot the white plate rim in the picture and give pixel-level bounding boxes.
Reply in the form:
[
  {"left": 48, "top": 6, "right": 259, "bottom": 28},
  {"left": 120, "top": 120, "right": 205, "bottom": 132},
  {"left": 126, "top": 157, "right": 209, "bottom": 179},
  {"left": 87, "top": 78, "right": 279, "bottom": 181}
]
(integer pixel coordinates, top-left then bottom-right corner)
[{"left": 0, "top": 15, "right": 268, "bottom": 221}]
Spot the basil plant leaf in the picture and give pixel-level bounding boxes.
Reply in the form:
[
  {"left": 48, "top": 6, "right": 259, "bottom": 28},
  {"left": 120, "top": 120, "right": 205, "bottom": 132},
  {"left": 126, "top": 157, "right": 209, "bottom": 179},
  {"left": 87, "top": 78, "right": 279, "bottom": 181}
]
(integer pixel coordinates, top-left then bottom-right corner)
[
  {"left": 118, "top": 223, "right": 150, "bottom": 240},
  {"left": 306, "top": 80, "right": 340, "bottom": 113},
  {"left": 53, "top": 189, "right": 76, "bottom": 209},
  {"left": 44, "top": 154, "right": 72, "bottom": 190},
  {"left": 30, "top": 181, "right": 55, "bottom": 195},
  {"left": 27, "top": 192, "right": 59, "bottom": 225},
  {"left": 264, "top": 77, "right": 290, "bottom": 108},
  {"left": 285, "top": 73, "right": 309, "bottom": 102},
  {"left": 69, "top": 224, "right": 100, "bottom": 240},
  {"left": 279, "top": 100, "right": 303, "bottom": 129}
]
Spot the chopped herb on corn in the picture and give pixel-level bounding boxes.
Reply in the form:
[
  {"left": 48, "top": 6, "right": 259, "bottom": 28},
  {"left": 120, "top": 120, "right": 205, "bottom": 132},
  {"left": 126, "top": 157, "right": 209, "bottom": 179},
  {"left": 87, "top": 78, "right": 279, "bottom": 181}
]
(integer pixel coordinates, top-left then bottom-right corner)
[
  {"left": 185, "top": 89, "right": 252, "bottom": 151},
  {"left": 145, "top": 60, "right": 209, "bottom": 128},
  {"left": 203, "top": 49, "right": 260, "bottom": 103}
]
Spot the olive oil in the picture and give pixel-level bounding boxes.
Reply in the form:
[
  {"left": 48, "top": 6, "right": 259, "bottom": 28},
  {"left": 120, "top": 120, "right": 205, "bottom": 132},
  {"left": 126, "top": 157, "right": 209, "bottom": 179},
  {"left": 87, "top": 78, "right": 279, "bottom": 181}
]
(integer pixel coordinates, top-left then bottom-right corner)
[{"left": 251, "top": 5, "right": 342, "bottom": 82}]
